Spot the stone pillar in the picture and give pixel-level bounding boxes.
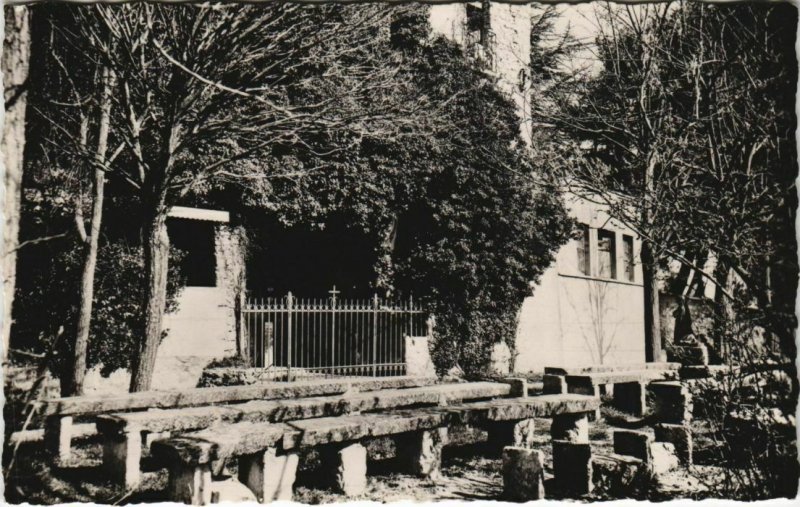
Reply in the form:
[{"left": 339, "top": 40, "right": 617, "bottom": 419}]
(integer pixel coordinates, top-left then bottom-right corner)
[
  {"left": 502, "top": 447, "right": 545, "bottom": 501},
  {"left": 552, "top": 440, "right": 593, "bottom": 497},
  {"left": 649, "top": 382, "right": 692, "bottom": 424},
  {"left": 613, "top": 381, "right": 647, "bottom": 416},
  {"left": 486, "top": 418, "right": 535, "bottom": 455},
  {"left": 239, "top": 447, "right": 298, "bottom": 502},
  {"left": 167, "top": 462, "right": 213, "bottom": 505},
  {"left": 543, "top": 374, "right": 567, "bottom": 394},
  {"left": 654, "top": 423, "right": 692, "bottom": 464},
  {"left": 550, "top": 413, "right": 589, "bottom": 443},
  {"left": 44, "top": 415, "right": 73, "bottom": 465},
  {"left": 395, "top": 428, "right": 449, "bottom": 478},
  {"left": 103, "top": 427, "right": 143, "bottom": 490}
]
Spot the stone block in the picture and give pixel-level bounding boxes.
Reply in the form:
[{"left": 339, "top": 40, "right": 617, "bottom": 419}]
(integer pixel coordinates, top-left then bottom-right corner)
[
  {"left": 44, "top": 415, "right": 73, "bottom": 466},
  {"left": 552, "top": 440, "right": 593, "bottom": 497},
  {"left": 543, "top": 374, "right": 567, "bottom": 394},
  {"left": 210, "top": 476, "right": 258, "bottom": 503},
  {"left": 649, "top": 442, "right": 680, "bottom": 475},
  {"left": 613, "top": 381, "right": 647, "bottom": 416},
  {"left": 103, "top": 428, "right": 143, "bottom": 490},
  {"left": 396, "top": 428, "right": 448, "bottom": 478},
  {"left": 144, "top": 430, "right": 171, "bottom": 449},
  {"left": 593, "top": 454, "right": 650, "bottom": 498},
  {"left": 613, "top": 430, "right": 652, "bottom": 462},
  {"left": 501, "top": 377, "right": 528, "bottom": 398},
  {"left": 654, "top": 424, "right": 692, "bottom": 464},
  {"left": 550, "top": 413, "right": 589, "bottom": 443},
  {"left": 502, "top": 446, "right": 545, "bottom": 501},
  {"left": 334, "top": 443, "right": 368, "bottom": 496},
  {"left": 649, "top": 382, "right": 693, "bottom": 424},
  {"left": 239, "top": 447, "right": 298, "bottom": 502}
]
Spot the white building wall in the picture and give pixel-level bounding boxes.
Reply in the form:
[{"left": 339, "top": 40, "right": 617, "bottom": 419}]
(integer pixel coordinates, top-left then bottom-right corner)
[{"left": 515, "top": 194, "right": 646, "bottom": 373}]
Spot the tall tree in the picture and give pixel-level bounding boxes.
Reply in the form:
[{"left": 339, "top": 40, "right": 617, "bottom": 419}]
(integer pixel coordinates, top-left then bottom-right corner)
[
  {"left": 548, "top": 2, "right": 797, "bottom": 361},
  {"left": 61, "top": 3, "right": 434, "bottom": 391},
  {"left": 2, "top": 6, "right": 31, "bottom": 363}
]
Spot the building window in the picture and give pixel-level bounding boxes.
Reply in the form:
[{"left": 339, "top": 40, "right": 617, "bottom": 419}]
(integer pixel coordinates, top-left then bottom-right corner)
[
  {"left": 623, "top": 235, "right": 635, "bottom": 282},
  {"left": 597, "top": 229, "right": 617, "bottom": 279},
  {"left": 466, "top": 3, "right": 488, "bottom": 45},
  {"left": 577, "top": 224, "right": 591, "bottom": 276}
]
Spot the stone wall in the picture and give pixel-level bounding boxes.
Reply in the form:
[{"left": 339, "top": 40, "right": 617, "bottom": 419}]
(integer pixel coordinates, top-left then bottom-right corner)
[{"left": 151, "top": 223, "right": 246, "bottom": 390}]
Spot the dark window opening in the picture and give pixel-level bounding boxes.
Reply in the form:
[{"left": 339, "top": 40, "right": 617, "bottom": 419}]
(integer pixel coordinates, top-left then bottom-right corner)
[
  {"left": 598, "top": 229, "right": 617, "bottom": 279},
  {"left": 466, "top": 3, "right": 490, "bottom": 45},
  {"left": 623, "top": 235, "right": 635, "bottom": 282},
  {"left": 168, "top": 219, "right": 217, "bottom": 287},
  {"left": 577, "top": 224, "right": 591, "bottom": 276}
]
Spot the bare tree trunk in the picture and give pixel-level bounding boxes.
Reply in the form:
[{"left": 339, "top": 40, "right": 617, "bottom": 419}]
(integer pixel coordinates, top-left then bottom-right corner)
[
  {"left": 642, "top": 241, "right": 663, "bottom": 362},
  {"left": 2, "top": 6, "right": 31, "bottom": 363},
  {"left": 129, "top": 208, "right": 169, "bottom": 392},
  {"left": 68, "top": 67, "right": 114, "bottom": 396}
]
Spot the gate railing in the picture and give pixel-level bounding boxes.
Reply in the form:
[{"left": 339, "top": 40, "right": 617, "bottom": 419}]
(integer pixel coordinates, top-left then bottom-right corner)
[{"left": 242, "top": 287, "right": 427, "bottom": 380}]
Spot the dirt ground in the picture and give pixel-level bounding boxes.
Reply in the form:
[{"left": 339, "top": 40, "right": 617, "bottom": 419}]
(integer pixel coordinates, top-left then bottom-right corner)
[{"left": 4, "top": 409, "right": 726, "bottom": 505}]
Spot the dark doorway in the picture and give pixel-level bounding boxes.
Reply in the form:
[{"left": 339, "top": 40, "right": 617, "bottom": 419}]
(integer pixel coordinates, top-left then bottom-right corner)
[{"left": 168, "top": 219, "right": 217, "bottom": 287}]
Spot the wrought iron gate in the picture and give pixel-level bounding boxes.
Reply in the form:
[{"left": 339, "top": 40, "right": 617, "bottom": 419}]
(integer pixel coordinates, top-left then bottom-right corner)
[{"left": 242, "top": 287, "right": 427, "bottom": 380}]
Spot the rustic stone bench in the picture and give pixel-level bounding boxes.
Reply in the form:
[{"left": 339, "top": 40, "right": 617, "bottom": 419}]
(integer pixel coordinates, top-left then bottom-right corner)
[
  {"left": 152, "top": 393, "right": 600, "bottom": 504},
  {"left": 543, "top": 363, "right": 680, "bottom": 396},
  {"left": 558, "top": 369, "right": 680, "bottom": 417},
  {"left": 98, "top": 381, "right": 512, "bottom": 489},
  {"left": 36, "top": 375, "right": 436, "bottom": 464}
]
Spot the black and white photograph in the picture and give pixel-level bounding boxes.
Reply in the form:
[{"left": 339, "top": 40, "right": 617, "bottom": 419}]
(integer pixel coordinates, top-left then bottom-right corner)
[{"left": 1, "top": 0, "right": 797, "bottom": 503}]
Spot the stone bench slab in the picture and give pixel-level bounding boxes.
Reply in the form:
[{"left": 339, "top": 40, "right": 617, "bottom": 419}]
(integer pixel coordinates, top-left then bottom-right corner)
[
  {"left": 565, "top": 369, "right": 679, "bottom": 388},
  {"left": 153, "top": 393, "right": 599, "bottom": 467},
  {"left": 545, "top": 363, "right": 680, "bottom": 376},
  {"left": 37, "top": 375, "right": 438, "bottom": 417},
  {"left": 97, "top": 382, "right": 510, "bottom": 435}
]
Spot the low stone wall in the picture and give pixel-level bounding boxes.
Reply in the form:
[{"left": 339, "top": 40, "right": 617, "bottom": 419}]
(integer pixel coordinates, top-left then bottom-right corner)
[{"left": 197, "top": 367, "right": 272, "bottom": 387}]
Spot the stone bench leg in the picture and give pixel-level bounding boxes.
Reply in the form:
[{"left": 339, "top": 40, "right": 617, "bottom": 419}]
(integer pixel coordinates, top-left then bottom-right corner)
[
  {"left": 167, "top": 462, "right": 213, "bottom": 505},
  {"left": 395, "top": 428, "right": 448, "bottom": 478},
  {"left": 318, "top": 442, "right": 368, "bottom": 496},
  {"left": 239, "top": 447, "right": 298, "bottom": 502},
  {"left": 613, "top": 381, "right": 647, "bottom": 417},
  {"left": 550, "top": 413, "right": 589, "bottom": 444},
  {"left": 486, "top": 419, "right": 535, "bottom": 455},
  {"left": 552, "top": 440, "right": 593, "bottom": 497},
  {"left": 567, "top": 381, "right": 601, "bottom": 420},
  {"left": 103, "top": 428, "right": 143, "bottom": 490},
  {"left": 44, "top": 415, "right": 73, "bottom": 465},
  {"left": 502, "top": 446, "right": 545, "bottom": 500}
]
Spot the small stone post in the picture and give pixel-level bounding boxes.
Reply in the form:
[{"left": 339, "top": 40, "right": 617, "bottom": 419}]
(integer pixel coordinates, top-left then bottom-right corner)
[
  {"left": 167, "top": 461, "right": 213, "bottom": 505},
  {"left": 396, "top": 428, "right": 449, "bottom": 478},
  {"left": 103, "top": 427, "right": 144, "bottom": 490},
  {"left": 239, "top": 447, "right": 298, "bottom": 502},
  {"left": 552, "top": 440, "right": 593, "bottom": 497},
  {"left": 44, "top": 415, "right": 73, "bottom": 466},
  {"left": 649, "top": 382, "right": 693, "bottom": 424},
  {"left": 502, "top": 447, "right": 546, "bottom": 500}
]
